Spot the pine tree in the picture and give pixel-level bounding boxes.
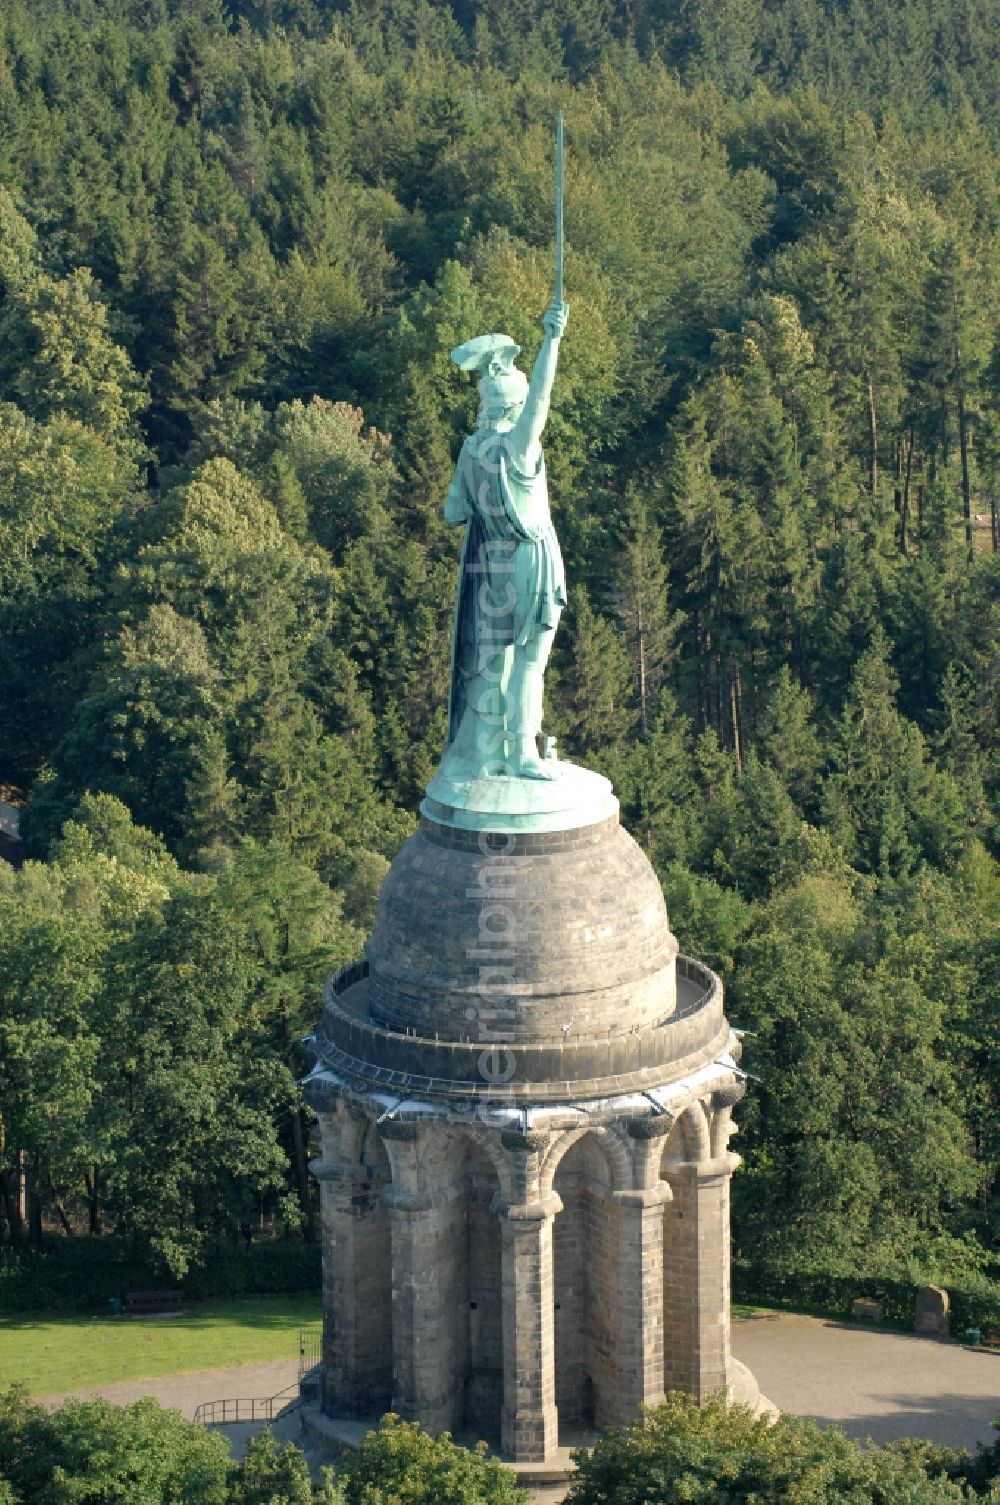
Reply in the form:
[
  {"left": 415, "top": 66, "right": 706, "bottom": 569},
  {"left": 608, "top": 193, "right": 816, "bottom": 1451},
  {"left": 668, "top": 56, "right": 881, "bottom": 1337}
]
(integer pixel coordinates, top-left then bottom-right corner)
[
  {"left": 754, "top": 666, "right": 823, "bottom": 811},
  {"left": 0, "top": 184, "right": 39, "bottom": 298},
  {"left": 557, "top": 589, "right": 635, "bottom": 759},
  {"left": 821, "top": 631, "right": 967, "bottom": 877},
  {"left": 611, "top": 495, "right": 682, "bottom": 735}
]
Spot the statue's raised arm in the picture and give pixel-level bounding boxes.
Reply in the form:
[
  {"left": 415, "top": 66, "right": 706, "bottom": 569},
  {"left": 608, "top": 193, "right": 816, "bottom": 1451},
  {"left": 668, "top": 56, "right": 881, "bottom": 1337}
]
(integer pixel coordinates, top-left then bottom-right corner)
[{"left": 507, "top": 299, "right": 569, "bottom": 474}]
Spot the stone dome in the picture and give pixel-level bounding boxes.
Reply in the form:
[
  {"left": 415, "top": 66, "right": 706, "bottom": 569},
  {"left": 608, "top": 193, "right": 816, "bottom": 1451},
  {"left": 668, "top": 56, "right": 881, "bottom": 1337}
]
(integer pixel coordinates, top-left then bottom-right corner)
[{"left": 365, "top": 809, "right": 678, "bottom": 1045}]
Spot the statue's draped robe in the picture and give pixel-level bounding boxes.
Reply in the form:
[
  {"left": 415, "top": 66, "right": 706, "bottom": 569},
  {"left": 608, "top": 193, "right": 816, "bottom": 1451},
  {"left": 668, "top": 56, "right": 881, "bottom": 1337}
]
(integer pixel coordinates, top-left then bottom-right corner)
[{"left": 444, "top": 429, "right": 566, "bottom": 743}]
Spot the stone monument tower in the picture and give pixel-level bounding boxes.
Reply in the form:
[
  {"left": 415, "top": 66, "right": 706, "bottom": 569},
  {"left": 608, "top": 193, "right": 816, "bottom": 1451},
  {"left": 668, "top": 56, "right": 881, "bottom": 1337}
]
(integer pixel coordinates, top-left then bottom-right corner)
[
  {"left": 303, "top": 128, "right": 760, "bottom": 1463},
  {"left": 304, "top": 799, "right": 758, "bottom": 1462}
]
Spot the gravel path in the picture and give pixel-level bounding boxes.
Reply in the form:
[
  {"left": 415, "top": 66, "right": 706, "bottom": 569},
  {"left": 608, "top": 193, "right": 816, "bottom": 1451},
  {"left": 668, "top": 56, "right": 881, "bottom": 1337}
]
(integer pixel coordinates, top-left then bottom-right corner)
[
  {"left": 39, "top": 1357, "right": 301, "bottom": 1420},
  {"left": 732, "top": 1312, "right": 1000, "bottom": 1451}
]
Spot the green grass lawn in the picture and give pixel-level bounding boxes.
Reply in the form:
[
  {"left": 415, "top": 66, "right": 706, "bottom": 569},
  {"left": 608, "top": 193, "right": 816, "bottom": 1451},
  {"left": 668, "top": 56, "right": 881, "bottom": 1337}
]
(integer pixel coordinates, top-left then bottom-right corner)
[
  {"left": 732, "top": 1302, "right": 774, "bottom": 1319},
  {"left": 0, "top": 1295, "right": 321, "bottom": 1397}
]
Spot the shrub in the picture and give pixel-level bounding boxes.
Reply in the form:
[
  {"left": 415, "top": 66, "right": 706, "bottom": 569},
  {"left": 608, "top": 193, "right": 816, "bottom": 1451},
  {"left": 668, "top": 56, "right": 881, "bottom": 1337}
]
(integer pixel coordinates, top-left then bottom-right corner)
[
  {"left": 566, "top": 1393, "right": 974, "bottom": 1504},
  {"left": 0, "top": 1385, "right": 232, "bottom": 1504},
  {"left": 733, "top": 1260, "right": 1000, "bottom": 1336},
  {"left": 0, "top": 1236, "right": 321, "bottom": 1314},
  {"left": 336, "top": 1415, "right": 527, "bottom": 1505}
]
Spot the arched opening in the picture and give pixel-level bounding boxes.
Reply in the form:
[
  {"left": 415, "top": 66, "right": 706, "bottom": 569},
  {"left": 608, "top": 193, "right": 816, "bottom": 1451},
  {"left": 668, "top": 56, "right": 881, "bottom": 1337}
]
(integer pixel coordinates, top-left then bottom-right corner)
[
  {"left": 552, "top": 1133, "right": 617, "bottom": 1437},
  {"left": 380, "top": 1129, "right": 504, "bottom": 1441}
]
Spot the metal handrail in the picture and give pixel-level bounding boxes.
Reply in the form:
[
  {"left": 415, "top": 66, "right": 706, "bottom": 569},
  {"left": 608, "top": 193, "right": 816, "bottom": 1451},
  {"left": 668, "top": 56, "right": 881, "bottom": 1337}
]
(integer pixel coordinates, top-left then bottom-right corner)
[
  {"left": 193, "top": 1380, "right": 304, "bottom": 1427},
  {"left": 299, "top": 1325, "right": 322, "bottom": 1376},
  {"left": 193, "top": 1328, "right": 321, "bottom": 1427},
  {"left": 327, "top": 954, "right": 718, "bottom": 1039},
  {"left": 194, "top": 1396, "right": 279, "bottom": 1425}
]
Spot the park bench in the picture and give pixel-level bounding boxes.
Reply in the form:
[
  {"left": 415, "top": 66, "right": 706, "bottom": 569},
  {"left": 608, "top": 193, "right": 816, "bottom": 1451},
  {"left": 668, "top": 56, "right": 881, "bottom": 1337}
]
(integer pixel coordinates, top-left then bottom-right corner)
[
  {"left": 124, "top": 1290, "right": 184, "bottom": 1316},
  {"left": 851, "top": 1297, "right": 883, "bottom": 1323},
  {"left": 983, "top": 1326, "right": 1000, "bottom": 1351}
]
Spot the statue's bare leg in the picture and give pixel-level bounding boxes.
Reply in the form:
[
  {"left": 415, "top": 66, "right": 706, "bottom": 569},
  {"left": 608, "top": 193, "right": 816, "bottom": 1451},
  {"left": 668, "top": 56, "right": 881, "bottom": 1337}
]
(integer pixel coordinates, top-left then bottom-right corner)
[{"left": 506, "top": 627, "right": 557, "bottom": 780}]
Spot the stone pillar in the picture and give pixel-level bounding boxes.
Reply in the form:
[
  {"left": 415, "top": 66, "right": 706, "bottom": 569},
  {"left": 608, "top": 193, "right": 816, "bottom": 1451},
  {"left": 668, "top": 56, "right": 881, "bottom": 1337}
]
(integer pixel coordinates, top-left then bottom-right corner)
[
  {"left": 312, "top": 1155, "right": 392, "bottom": 1418},
  {"left": 663, "top": 1150, "right": 739, "bottom": 1399},
  {"left": 613, "top": 1124, "right": 673, "bottom": 1424},
  {"left": 380, "top": 1120, "right": 468, "bottom": 1436},
  {"left": 500, "top": 1191, "right": 562, "bottom": 1460},
  {"left": 383, "top": 1182, "right": 460, "bottom": 1435},
  {"left": 499, "top": 1127, "right": 560, "bottom": 1462}
]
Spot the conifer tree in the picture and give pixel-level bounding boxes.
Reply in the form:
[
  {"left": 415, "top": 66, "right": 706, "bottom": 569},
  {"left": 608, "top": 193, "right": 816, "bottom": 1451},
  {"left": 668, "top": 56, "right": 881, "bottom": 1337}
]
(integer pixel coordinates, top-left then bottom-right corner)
[
  {"left": 612, "top": 496, "right": 682, "bottom": 735},
  {"left": 558, "top": 589, "right": 635, "bottom": 759}
]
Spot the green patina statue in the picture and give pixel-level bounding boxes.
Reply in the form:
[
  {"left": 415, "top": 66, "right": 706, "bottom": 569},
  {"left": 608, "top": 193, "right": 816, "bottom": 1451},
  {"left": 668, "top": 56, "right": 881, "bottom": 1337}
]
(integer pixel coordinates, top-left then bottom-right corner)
[
  {"left": 423, "top": 116, "right": 616, "bottom": 831},
  {"left": 443, "top": 298, "right": 569, "bottom": 782}
]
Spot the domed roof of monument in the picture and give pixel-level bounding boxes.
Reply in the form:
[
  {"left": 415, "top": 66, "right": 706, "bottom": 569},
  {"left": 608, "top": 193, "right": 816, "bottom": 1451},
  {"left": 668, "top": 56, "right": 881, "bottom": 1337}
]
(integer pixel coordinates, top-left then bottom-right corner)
[{"left": 365, "top": 810, "right": 678, "bottom": 1047}]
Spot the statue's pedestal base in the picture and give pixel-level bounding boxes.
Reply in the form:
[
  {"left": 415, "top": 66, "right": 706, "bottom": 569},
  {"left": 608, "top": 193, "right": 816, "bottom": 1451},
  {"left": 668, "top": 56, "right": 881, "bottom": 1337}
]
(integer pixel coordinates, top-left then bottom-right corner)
[{"left": 422, "top": 757, "right": 617, "bottom": 833}]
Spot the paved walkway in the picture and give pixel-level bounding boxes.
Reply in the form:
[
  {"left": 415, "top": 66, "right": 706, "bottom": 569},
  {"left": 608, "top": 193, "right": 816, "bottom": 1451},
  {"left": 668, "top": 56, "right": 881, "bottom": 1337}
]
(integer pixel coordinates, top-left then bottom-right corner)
[
  {"left": 732, "top": 1312, "right": 1000, "bottom": 1451},
  {"left": 39, "top": 1357, "right": 301, "bottom": 1418}
]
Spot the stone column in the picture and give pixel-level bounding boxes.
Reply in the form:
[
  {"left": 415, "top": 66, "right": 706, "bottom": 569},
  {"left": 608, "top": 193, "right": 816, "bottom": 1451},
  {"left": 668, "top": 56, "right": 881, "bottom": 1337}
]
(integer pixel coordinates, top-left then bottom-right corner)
[
  {"left": 499, "top": 1128, "right": 560, "bottom": 1462},
  {"left": 613, "top": 1121, "right": 674, "bottom": 1424},
  {"left": 383, "top": 1182, "right": 459, "bottom": 1435},
  {"left": 663, "top": 1150, "right": 739, "bottom": 1399},
  {"left": 499, "top": 1192, "right": 562, "bottom": 1460},
  {"left": 312, "top": 1155, "right": 392, "bottom": 1418},
  {"left": 381, "top": 1121, "right": 464, "bottom": 1437}
]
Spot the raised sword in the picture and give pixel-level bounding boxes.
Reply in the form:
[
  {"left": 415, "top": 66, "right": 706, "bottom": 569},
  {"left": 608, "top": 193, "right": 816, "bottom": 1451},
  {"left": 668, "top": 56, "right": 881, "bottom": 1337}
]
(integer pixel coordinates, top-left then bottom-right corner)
[{"left": 554, "top": 110, "right": 564, "bottom": 303}]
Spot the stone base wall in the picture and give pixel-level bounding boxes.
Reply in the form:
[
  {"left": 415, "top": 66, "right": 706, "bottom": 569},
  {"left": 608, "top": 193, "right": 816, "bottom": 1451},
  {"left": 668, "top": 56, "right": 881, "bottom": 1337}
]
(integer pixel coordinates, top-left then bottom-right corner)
[{"left": 310, "top": 1071, "right": 750, "bottom": 1462}]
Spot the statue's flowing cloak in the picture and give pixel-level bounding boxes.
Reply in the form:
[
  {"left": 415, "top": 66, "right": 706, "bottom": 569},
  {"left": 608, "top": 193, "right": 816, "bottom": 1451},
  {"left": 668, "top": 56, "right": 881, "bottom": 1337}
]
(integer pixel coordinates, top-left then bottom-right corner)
[{"left": 445, "top": 430, "right": 566, "bottom": 743}]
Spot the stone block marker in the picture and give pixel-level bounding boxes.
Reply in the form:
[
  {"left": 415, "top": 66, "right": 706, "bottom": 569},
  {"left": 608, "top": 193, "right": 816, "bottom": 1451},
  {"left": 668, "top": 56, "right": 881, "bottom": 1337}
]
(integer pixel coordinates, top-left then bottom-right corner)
[{"left": 914, "top": 1285, "right": 950, "bottom": 1339}]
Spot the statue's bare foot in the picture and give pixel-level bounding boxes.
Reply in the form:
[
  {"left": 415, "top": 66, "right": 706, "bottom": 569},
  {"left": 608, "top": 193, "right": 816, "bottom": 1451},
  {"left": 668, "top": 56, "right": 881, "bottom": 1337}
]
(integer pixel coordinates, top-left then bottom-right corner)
[{"left": 508, "top": 751, "right": 558, "bottom": 781}]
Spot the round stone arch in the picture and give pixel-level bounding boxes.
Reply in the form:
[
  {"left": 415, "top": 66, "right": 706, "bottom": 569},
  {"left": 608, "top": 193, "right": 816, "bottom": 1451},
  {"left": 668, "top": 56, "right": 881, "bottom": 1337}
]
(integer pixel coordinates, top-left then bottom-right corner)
[
  {"left": 540, "top": 1123, "right": 630, "bottom": 1198},
  {"left": 659, "top": 1099, "right": 711, "bottom": 1172},
  {"left": 463, "top": 1123, "right": 516, "bottom": 1205}
]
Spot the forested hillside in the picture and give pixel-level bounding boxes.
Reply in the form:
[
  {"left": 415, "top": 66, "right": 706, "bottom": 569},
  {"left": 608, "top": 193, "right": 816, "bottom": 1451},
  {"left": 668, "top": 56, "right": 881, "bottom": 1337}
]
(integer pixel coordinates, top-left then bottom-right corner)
[{"left": 0, "top": 0, "right": 998, "bottom": 1307}]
